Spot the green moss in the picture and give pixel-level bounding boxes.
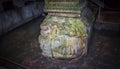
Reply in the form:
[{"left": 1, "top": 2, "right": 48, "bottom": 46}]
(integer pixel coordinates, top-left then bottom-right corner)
[
  {"left": 44, "top": 0, "right": 84, "bottom": 13},
  {"left": 39, "top": 15, "right": 87, "bottom": 58}
]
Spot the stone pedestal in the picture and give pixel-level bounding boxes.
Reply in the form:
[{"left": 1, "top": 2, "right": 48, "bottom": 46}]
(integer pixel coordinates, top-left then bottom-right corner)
[{"left": 39, "top": 0, "right": 94, "bottom": 59}]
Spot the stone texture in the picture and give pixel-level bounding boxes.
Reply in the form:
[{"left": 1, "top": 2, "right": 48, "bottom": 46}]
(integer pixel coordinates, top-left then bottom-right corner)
[
  {"left": 0, "top": 2, "right": 44, "bottom": 36},
  {"left": 39, "top": 16, "right": 87, "bottom": 58},
  {"left": 21, "top": 5, "right": 33, "bottom": 21},
  {"left": 44, "top": 0, "right": 86, "bottom": 13},
  {"left": 81, "top": 7, "right": 95, "bottom": 30},
  {"left": 94, "top": 23, "right": 120, "bottom": 31},
  {"left": 95, "top": 11, "right": 120, "bottom": 31},
  {"left": 0, "top": 16, "right": 119, "bottom": 69},
  {"left": 2, "top": 11, "right": 13, "bottom": 33},
  {"left": 31, "top": 2, "right": 44, "bottom": 17}
]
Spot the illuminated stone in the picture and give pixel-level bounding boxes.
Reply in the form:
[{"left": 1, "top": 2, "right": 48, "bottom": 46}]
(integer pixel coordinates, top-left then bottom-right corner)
[{"left": 39, "top": 16, "right": 87, "bottom": 58}]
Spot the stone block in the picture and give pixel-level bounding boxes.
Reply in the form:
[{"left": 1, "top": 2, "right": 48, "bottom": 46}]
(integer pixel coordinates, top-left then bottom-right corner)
[
  {"left": 20, "top": 5, "right": 33, "bottom": 20},
  {"left": 0, "top": 11, "right": 13, "bottom": 33},
  {"left": 10, "top": 10, "right": 22, "bottom": 29},
  {"left": 31, "top": 3, "right": 44, "bottom": 17},
  {"left": 94, "top": 23, "right": 120, "bottom": 31}
]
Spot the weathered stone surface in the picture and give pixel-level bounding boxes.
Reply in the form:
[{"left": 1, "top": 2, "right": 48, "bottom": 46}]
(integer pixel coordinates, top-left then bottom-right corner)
[
  {"left": 20, "top": 5, "right": 33, "bottom": 20},
  {"left": 39, "top": 15, "right": 87, "bottom": 58},
  {"left": 0, "top": 16, "right": 119, "bottom": 69},
  {"left": 0, "top": 2, "right": 44, "bottom": 36},
  {"left": 81, "top": 7, "right": 95, "bottom": 33},
  {"left": 37, "top": 2, "right": 44, "bottom": 11},
  {"left": 8, "top": 10, "right": 22, "bottom": 30},
  {"left": 81, "top": 7, "right": 95, "bottom": 27},
  {"left": 38, "top": 0, "right": 94, "bottom": 59},
  {"left": 32, "top": 4, "right": 41, "bottom": 17},
  {"left": 2, "top": 11, "right": 13, "bottom": 33},
  {"left": 12, "top": 10, "right": 22, "bottom": 24},
  {"left": 94, "top": 23, "right": 120, "bottom": 31},
  {"left": 44, "top": 0, "right": 86, "bottom": 13},
  {"left": 0, "top": 10, "right": 22, "bottom": 35},
  {"left": 13, "top": 0, "right": 25, "bottom": 8},
  {"left": 95, "top": 11, "right": 120, "bottom": 31}
]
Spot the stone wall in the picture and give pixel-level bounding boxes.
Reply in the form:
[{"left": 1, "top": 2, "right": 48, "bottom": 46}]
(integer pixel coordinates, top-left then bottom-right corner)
[
  {"left": 94, "top": 23, "right": 120, "bottom": 32},
  {"left": 0, "top": 2, "right": 44, "bottom": 36}
]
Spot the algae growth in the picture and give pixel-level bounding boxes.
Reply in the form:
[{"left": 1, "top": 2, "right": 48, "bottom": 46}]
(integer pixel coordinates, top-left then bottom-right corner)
[{"left": 39, "top": 16, "right": 87, "bottom": 58}]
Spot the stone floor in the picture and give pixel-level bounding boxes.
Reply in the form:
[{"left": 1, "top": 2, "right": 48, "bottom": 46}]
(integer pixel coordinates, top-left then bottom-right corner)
[{"left": 0, "top": 15, "right": 120, "bottom": 69}]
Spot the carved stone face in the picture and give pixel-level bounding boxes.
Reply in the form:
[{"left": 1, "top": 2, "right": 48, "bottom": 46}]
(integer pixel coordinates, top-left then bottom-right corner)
[{"left": 39, "top": 15, "right": 87, "bottom": 59}]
